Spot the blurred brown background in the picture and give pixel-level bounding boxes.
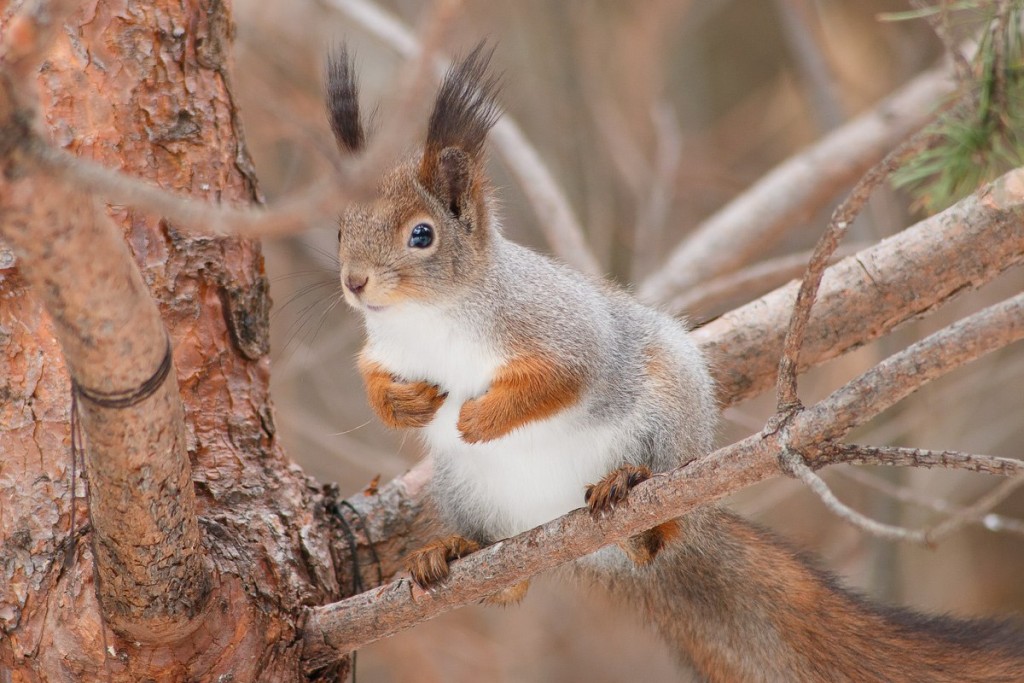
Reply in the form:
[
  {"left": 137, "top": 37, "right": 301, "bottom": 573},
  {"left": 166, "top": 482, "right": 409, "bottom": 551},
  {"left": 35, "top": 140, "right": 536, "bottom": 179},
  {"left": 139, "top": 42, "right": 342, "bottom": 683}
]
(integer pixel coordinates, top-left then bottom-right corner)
[{"left": 230, "top": 1, "right": 1024, "bottom": 680}]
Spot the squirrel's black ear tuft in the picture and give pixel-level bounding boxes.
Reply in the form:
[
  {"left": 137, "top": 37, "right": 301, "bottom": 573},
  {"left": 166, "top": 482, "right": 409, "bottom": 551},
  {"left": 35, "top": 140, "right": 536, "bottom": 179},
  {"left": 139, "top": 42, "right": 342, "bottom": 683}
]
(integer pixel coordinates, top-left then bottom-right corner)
[
  {"left": 325, "top": 44, "right": 367, "bottom": 154},
  {"left": 420, "top": 42, "right": 502, "bottom": 180}
]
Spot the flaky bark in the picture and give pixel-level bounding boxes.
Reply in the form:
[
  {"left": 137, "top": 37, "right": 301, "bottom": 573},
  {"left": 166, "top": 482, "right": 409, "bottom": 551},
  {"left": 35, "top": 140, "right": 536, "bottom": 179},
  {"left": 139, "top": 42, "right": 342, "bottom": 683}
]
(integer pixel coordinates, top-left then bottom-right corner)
[{"left": 0, "top": 1, "right": 349, "bottom": 679}]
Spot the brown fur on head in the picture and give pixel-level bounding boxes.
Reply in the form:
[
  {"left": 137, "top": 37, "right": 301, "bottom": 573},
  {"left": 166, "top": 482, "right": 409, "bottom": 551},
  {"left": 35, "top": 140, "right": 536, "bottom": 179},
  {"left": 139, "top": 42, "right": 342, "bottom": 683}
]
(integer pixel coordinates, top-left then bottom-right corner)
[{"left": 326, "top": 42, "right": 501, "bottom": 312}]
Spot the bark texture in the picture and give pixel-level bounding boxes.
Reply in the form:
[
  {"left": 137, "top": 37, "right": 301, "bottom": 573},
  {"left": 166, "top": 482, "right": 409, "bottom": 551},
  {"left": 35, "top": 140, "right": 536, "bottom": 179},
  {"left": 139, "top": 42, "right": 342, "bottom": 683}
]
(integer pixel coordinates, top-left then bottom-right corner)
[{"left": 0, "top": 1, "right": 349, "bottom": 679}]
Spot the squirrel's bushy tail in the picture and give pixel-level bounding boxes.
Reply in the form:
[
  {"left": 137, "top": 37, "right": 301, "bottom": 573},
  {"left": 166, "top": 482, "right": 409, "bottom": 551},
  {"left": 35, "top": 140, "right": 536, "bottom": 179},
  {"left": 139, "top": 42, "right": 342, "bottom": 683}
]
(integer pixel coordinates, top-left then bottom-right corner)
[{"left": 577, "top": 507, "right": 1024, "bottom": 683}]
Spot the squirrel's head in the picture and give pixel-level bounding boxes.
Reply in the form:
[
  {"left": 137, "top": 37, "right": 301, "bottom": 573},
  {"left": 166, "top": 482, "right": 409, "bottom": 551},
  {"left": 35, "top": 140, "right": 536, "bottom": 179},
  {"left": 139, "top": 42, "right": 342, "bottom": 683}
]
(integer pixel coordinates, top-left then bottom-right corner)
[{"left": 326, "top": 43, "right": 501, "bottom": 314}]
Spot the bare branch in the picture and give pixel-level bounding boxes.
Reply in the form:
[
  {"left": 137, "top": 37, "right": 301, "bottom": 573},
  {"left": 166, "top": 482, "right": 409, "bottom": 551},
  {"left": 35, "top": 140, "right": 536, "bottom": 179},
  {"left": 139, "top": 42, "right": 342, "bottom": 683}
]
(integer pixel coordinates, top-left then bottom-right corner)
[
  {"left": 924, "top": 476, "right": 1024, "bottom": 543},
  {"left": 0, "top": 176, "right": 207, "bottom": 642},
  {"left": 909, "top": 0, "right": 973, "bottom": 83},
  {"left": 775, "top": 126, "right": 945, "bottom": 410},
  {"left": 638, "top": 62, "right": 955, "bottom": 303},
  {"left": 840, "top": 466, "right": 1024, "bottom": 537},
  {"left": 321, "top": 0, "right": 601, "bottom": 275},
  {"left": 792, "top": 291, "right": 1024, "bottom": 446},
  {"left": 668, "top": 244, "right": 863, "bottom": 317},
  {"left": 782, "top": 449, "right": 1024, "bottom": 544},
  {"left": 780, "top": 449, "right": 929, "bottom": 543},
  {"left": 694, "top": 166, "right": 1024, "bottom": 405},
  {"left": 819, "top": 444, "right": 1024, "bottom": 477}
]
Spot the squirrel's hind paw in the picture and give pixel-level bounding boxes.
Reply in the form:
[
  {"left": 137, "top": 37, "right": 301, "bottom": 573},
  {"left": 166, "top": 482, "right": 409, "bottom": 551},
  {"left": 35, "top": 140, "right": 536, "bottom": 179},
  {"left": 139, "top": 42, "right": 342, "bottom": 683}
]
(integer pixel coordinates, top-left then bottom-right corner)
[
  {"left": 405, "top": 534, "right": 481, "bottom": 588},
  {"left": 585, "top": 464, "right": 652, "bottom": 517}
]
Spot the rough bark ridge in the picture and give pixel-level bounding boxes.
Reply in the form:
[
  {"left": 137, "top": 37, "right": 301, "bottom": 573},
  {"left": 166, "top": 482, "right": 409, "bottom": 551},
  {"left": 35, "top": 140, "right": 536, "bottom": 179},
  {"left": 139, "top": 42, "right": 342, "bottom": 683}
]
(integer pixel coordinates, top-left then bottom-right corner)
[{"left": 0, "top": 1, "right": 349, "bottom": 679}]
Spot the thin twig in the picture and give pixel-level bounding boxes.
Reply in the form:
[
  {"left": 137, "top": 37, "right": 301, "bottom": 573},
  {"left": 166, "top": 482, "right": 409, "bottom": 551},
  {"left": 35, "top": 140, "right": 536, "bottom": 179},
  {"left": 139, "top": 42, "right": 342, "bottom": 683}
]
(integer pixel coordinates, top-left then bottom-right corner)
[
  {"left": 925, "top": 476, "right": 1024, "bottom": 543},
  {"left": 819, "top": 444, "right": 1024, "bottom": 477},
  {"left": 909, "top": 0, "right": 973, "bottom": 83},
  {"left": 793, "top": 291, "right": 1024, "bottom": 447},
  {"left": 780, "top": 449, "right": 928, "bottom": 543},
  {"left": 774, "top": 126, "right": 947, "bottom": 411},
  {"left": 782, "top": 449, "right": 1024, "bottom": 544}
]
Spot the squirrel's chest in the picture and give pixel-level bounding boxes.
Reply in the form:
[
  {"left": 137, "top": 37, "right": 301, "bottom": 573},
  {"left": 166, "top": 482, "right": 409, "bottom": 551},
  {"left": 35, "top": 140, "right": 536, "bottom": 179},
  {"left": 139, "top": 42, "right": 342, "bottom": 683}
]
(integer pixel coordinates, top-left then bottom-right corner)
[{"left": 363, "top": 305, "right": 502, "bottom": 399}]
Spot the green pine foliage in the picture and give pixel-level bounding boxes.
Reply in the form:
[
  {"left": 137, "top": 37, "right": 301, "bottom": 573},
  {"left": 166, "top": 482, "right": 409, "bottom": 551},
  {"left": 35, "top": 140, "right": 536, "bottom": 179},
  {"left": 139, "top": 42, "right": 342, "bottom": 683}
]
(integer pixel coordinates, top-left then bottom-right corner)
[{"left": 888, "top": 1, "right": 1024, "bottom": 212}]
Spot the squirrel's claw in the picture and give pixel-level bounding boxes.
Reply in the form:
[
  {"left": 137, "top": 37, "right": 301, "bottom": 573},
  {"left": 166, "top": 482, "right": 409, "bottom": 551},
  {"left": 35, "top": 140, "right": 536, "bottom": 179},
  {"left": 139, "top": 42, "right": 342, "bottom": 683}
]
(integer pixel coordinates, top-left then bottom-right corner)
[
  {"left": 405, "top": 534, "right": 480, "bottom": 589},
  {"left": 585, "top": 464, "right": 652, "bottom": 518}
]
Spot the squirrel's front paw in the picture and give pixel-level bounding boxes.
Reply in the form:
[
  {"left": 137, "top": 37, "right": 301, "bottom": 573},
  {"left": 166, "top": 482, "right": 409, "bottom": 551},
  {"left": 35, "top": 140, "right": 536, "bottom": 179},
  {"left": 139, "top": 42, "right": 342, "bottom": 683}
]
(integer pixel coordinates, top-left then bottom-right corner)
[
  {"left": 378, "top": 380, "right": 447, "bottom": 429},
  {"left": 405, "top": 535, "right": 480, "bottom": 588},
  {"left": 359, "top": 357, "right": 446, "bottom": 429},
  {"left": 585, "top": 464, "right": 652, "bottom": 517},
  {"left": 457, "top": 396, "right": 510, "bottom": 443}
]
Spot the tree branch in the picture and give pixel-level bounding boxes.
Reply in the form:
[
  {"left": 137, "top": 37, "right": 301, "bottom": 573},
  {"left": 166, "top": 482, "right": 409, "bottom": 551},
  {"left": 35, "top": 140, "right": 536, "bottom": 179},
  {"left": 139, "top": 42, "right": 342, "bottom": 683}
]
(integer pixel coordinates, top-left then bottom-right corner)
[
  {"left": 819, "top": 444, "right": 1024, "bottom": 476},
  {"left": 0, "top": 2, "right": 209, "bottom": 642},
  {"left": 0, "top": 178, "right": 207, "bottom": 641},
  {"left": 637, "top": 62, "right": 955, "bottom": 303},
  {"left": 694, "top": 166, "right": 1024, "bottom": 405},
  {"left": 791, "top": 292, "right": 1024, "bottom": 446},
  {"left": 775, "top": 125, "right": 945, "bottom": 410},
  {"left": 780, "top": 449, "right": 930, "bottom": 543}
]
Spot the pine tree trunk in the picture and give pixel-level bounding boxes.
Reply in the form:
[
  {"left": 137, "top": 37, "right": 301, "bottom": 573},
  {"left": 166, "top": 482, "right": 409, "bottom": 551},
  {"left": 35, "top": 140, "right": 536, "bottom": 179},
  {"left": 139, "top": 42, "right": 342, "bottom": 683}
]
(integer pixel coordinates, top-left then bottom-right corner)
[{"left": 0, "top": 1, "right": 350, "bottom": 679}]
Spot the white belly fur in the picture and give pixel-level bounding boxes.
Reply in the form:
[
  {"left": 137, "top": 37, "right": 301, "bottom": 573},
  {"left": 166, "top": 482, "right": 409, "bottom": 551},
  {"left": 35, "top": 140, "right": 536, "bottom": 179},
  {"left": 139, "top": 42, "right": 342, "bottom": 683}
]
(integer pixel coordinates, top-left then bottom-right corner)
[
  {"left": 364, "top": 303, "right": 623, "bottom": 540},
  {"left": 425, "top": 398, "right": 623, "bottom": 540}
]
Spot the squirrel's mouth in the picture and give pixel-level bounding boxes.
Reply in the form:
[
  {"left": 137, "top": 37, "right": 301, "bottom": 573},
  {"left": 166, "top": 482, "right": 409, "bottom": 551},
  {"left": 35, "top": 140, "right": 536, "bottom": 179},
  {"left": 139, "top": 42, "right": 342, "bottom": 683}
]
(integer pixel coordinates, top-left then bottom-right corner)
[{"left": 365, "top": 304, "right": 388, "bottom": 313}]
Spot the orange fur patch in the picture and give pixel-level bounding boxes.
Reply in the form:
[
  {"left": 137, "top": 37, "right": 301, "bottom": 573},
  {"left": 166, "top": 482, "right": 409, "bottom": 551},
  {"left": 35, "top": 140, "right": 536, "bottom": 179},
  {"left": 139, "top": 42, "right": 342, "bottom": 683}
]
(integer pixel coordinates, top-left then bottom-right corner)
[
  {"left": 620, "top": 521, "right": 681, "bottom": 566},
  {"left": 358, "top": 353, "right": 447, "bottom": 429},
  {"left": 457, "top": 353, "right": 583, "bottom": 443},
  {"left": 482, "top": 580, "right": 531, "bottom": 607}
]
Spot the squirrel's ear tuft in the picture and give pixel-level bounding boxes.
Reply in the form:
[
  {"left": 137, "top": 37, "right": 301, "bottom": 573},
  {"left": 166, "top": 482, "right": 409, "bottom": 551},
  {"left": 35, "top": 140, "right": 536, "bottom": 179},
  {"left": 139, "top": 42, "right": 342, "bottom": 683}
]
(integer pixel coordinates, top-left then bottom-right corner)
[
  {"left": 419, "top": 42, "right": 501, "bottom": 189},
  {"left": 325, "top": 44, "right": 367, "bottom": 154},
  {"left": 435, "top": 147, "right": 473, "bottom": 220}
]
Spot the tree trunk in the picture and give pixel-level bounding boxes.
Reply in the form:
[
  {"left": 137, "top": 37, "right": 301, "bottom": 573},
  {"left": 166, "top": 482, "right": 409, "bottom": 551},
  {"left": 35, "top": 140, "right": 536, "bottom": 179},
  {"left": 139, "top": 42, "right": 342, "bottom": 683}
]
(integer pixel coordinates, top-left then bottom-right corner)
[{"left": 0, "top": 1, "right": 350, "bottom": 679}]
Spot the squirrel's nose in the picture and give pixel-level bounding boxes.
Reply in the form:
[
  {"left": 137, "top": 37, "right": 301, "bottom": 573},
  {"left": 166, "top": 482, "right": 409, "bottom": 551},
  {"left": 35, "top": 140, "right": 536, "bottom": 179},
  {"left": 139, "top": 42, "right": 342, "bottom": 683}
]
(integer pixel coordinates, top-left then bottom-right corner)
[{"left": 345, "top": 274, "right": 369, "bottom": 295}]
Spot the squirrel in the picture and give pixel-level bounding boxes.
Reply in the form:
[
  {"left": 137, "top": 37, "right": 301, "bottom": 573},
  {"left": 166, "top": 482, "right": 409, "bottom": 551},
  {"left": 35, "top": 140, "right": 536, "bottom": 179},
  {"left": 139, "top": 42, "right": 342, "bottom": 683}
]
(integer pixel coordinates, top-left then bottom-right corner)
[{"left": 326, "top": 43, "right": 1024, "bottom": 681}]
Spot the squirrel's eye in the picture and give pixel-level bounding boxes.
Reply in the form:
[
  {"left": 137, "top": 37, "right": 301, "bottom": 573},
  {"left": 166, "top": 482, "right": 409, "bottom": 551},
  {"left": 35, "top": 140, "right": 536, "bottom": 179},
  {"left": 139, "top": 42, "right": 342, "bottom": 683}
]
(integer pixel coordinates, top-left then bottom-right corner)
[
  {"left": 337, "top": 228, "right": 342, "bottom": 244},
  {"left": 408, "top": 223, "right": 434, "bottom": 249}
]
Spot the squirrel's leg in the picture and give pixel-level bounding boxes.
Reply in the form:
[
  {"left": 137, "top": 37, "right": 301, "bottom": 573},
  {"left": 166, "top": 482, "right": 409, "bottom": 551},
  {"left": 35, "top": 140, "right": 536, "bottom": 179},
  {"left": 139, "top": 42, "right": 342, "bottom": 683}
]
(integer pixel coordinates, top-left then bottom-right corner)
[
  {"left": 358, "top": 354, "right": 447, "bottom": 429},
  {"left": 586, "top": 464, "right": 680, "bottom": 566},
  {"left": 406, "top": 536, "right": 531, "bottom": 604},
  {"left": 481, "top": 580, "right": 531, "bottom": 607},
  {"left": 405, "top": 534, "right": 480, "bottom": 587},
  {"left": 458, "top": 354, "right": 583, "bottom": 443}
]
